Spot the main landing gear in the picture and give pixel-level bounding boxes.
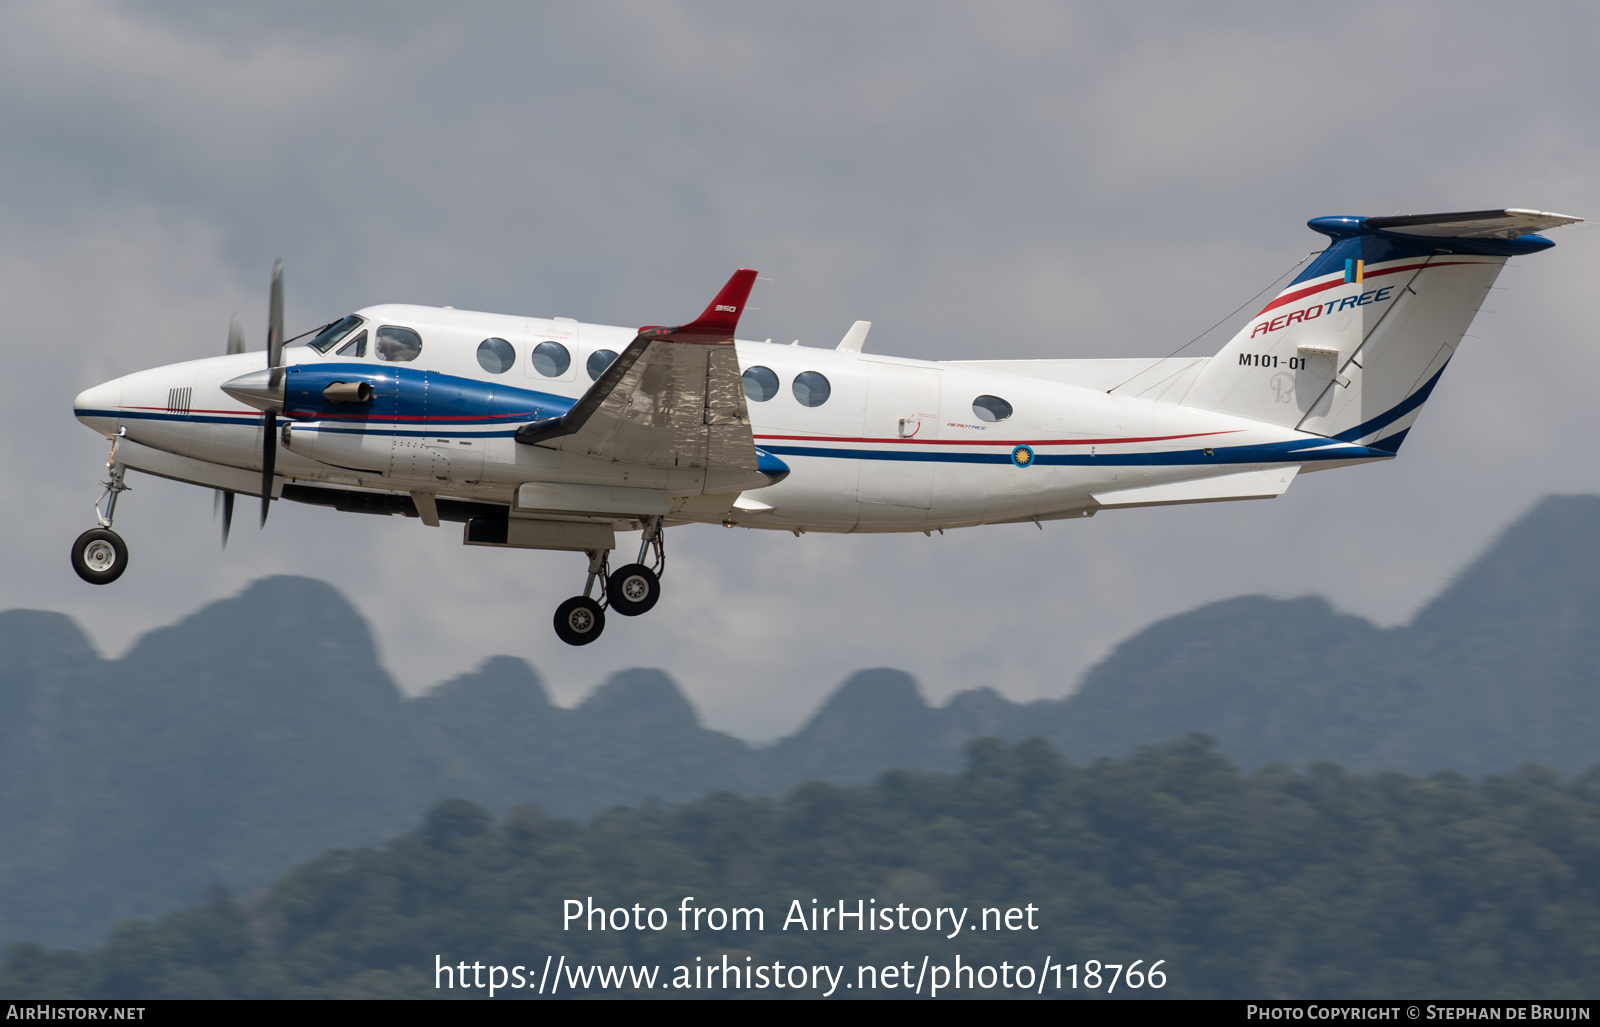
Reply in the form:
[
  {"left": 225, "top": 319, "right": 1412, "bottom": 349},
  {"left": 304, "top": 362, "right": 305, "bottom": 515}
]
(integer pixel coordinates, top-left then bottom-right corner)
[
  {"left": 552, "top": 517, "right": 666, "bottom": 645},
  {"left": 72, "top": 459, "right": 130, "bottom": 585}
]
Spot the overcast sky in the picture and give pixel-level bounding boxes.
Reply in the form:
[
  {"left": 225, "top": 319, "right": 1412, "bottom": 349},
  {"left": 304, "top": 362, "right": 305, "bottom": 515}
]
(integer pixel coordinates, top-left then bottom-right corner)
[{"left": 5, "top": 1, "right": 1597, "bottom": 740}]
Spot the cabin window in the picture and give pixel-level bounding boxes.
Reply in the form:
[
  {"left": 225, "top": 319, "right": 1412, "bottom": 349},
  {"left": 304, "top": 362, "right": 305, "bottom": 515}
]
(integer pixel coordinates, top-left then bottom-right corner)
[
  {"left": 972, "top": 395, "right": 1012, "bottom": 422},
  {"left": 375, "top": 326, "right": 423, "bottom": 362},
  {"left": 477, "top": 337, "right": 516, "bottom": 374},
  {"left": 742, "top": 365, "right": 779, "bottom": 402},
  {"left": 308, "top": 315, "right": 364, "bottom": 353},
  {"left": 531, "top": 341, "right": 571, "bottom": 377},
  {"left": 792, "top": 371, "right": 831, "bottom": 407},
  {"left": 335, "top": 330, "right": 367, "bottom": 358},
  {"left": 587, "top": 349, "right": 619, "bottom": 380}
]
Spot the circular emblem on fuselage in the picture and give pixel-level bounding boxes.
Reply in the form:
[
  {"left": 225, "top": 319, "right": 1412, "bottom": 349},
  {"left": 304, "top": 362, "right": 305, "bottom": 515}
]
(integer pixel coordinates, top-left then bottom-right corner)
[{"left": 1011, "top": 445, "right": 1034, "bottom": 468}]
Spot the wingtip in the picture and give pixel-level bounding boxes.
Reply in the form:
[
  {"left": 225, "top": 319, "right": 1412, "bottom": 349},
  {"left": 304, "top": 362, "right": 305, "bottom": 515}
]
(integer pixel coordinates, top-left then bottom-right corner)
[{"left": 680, "top": 268, "right": 759, "bottom": 339}]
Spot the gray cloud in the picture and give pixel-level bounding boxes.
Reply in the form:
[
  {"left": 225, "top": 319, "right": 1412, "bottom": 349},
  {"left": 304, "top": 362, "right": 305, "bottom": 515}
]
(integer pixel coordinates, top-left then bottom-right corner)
[{"left": 3, "top": 1, "right": 1597, "bottom": 739}]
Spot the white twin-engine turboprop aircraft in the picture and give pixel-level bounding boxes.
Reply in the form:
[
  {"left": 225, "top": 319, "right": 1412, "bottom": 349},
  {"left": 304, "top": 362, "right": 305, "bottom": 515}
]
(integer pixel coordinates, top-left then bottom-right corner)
[{"left": 72, "top": 208, "right": 1579, "bottom": 644}]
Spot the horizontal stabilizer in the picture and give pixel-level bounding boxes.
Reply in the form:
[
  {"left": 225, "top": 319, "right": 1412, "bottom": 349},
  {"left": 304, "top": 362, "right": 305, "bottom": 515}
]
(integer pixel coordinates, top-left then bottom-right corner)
[
  {"left": 1093, "top": 466, "right": 1299, "bottom": 509},
  {"left": 1364, "top": 209, "right": 1581, "bottom": 239}
]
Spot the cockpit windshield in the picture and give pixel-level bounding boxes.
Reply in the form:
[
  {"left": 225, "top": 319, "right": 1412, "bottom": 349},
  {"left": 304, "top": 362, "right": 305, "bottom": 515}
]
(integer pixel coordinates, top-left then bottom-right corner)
[{"left": 307, "top": 315, "right": 365, "bottom": 354}]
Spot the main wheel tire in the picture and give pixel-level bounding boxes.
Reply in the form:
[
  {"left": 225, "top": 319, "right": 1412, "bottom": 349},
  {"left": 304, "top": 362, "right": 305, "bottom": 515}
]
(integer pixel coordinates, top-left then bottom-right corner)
[
  {"left": 606, "top": 563, "right": 660, "bottom": 617},
  {"left": 71, "top": 528, "right": 128, "bottom": 585},
  {"left": 553, "top": 596, "right": 606, "bottom": 646}
]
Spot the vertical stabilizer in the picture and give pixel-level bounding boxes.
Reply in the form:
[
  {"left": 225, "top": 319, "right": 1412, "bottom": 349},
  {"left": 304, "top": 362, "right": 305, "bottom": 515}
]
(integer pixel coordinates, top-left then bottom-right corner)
[{"left": 1183, "top": 210, "right": 1577, "bottom": 451}]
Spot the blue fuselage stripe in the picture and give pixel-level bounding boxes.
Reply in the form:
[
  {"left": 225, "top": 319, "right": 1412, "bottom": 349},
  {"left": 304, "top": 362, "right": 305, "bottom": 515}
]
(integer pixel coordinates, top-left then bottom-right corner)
[
  {"left": 761, "top": 440, "right": 1378, "bottom": 466},
  {"left": 1331, "top": 363, "right": 1448, "bottom": 443}
]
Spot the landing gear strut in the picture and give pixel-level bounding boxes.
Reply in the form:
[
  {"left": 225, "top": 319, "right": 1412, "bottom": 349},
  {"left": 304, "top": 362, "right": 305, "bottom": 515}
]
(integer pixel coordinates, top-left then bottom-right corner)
[
  {"left": 553, "top": 548, "right": 609, "bottom": 646},
  {"left": 73, "top": 457, "right": 130, "bottom": 585},
  {"left": 552, "top": 518, "right": 667, "bottom": 645},
  {"left": 607, "top": 516, "right": 664, "bottom": 617}
]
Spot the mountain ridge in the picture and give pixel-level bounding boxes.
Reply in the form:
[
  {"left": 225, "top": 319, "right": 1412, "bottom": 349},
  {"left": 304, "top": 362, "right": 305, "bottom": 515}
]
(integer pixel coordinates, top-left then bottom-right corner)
[{"left": 2, "top": 493, "right": 1597, "bottom": 948}]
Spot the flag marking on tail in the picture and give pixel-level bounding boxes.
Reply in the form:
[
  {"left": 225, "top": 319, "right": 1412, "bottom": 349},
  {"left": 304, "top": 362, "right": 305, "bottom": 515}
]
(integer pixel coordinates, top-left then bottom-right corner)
[{"left": 1257, "top": 260, "right": 1486, "bottom": 318}]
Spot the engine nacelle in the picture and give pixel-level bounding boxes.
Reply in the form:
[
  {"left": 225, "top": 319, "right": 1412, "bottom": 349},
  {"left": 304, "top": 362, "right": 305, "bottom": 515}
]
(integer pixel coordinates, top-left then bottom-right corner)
[{"left": 276, "top": 363, "right": 571, "bottom": 481}]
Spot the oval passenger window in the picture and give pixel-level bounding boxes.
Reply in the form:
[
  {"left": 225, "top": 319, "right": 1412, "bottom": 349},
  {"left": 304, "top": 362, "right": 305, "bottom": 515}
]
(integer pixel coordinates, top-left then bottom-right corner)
[
  {"left": 792, "top": 371, "right": 831, "bottom": 407},
  {"left": 531, "top": 341, "right": 571, "bottom": 377},
  {"left": 587, "top": 349, "right": 619, "bottom": 380},
  {"left": 375, "top": 326, "right": 423, "bottom": 362},
  {"left": 972, "top": 395, "right": 1012, "bottom": 422},
  {"left": 477, "top": 338, "right": 516, "bottom": 374},
  {"left": 742, "top": 366, "right": 779, "bottom": 402}
]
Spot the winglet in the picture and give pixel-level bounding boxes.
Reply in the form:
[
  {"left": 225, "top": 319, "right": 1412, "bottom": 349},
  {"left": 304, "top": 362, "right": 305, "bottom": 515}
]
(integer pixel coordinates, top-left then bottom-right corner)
[{"left": 676, "top": 268, "right": 758, "bottom": 340}]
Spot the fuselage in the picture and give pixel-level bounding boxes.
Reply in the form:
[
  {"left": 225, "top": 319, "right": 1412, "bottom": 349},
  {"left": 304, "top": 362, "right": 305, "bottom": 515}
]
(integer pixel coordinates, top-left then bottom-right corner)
[{"left": 73, "top": 302, "right": 1385, "bottom": 533}]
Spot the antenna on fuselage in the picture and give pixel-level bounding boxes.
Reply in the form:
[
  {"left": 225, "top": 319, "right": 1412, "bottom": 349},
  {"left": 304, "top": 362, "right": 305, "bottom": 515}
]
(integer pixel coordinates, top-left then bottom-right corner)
[{"left": 836, "top": 321, "right": 871, "bottom": 353}]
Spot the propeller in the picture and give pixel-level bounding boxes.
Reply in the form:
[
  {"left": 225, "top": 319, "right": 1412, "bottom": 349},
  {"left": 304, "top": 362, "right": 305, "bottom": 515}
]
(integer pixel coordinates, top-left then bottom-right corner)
[
  {"left": 216, "top": 314, "right": 246, "bottom": 547},
  {"left": 214, "top": 488, "right": 235, "bottom": 548},
  {"left": 216, "top": 262, "right": 299, "bottom": 532},
  {"left": 262, "top": 260, "right": 284, "bottom": 527}
]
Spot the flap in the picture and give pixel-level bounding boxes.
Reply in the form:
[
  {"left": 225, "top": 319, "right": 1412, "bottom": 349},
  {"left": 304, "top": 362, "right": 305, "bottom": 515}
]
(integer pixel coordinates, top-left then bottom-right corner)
[{"left": 516, "top": 481, "right": 670, "bottom": 516}]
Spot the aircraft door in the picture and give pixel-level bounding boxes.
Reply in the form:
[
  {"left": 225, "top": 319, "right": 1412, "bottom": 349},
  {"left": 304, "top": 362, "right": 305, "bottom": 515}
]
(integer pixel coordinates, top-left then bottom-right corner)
[{"left": 858, "top": 360, "right": 941, "bottom": 524}]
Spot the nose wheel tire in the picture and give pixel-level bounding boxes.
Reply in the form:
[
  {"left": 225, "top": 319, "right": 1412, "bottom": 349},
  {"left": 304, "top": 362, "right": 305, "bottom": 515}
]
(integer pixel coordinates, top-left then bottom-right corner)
[
  {"left": 71, "top": 528, "right": 128, "bottom": 585},
  {"left": 553, "top": 596, "right": 606, "bottom": 646},
  {"left": 606, "top": 563, "right": 661, "bottom": 617}
]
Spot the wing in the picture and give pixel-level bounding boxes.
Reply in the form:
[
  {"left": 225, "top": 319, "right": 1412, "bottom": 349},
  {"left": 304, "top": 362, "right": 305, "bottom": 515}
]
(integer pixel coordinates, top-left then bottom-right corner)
[{"left": 515, "top": 270, "right": 763, "bottom": 476}]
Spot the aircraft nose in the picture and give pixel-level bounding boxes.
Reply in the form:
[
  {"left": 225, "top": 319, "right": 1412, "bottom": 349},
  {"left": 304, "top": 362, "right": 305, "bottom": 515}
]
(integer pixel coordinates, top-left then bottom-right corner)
[
  {"left": 74, "top": 379, "right": 123, "bottom": 437},
  {"left": 221, "top": 368, "right": 284, "bottom": 412}
]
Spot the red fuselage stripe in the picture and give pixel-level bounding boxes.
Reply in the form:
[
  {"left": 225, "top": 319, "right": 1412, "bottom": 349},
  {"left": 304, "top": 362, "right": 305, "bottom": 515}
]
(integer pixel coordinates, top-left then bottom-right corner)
[{"left": 1255, "top": 260, "right": 1486, "bottom": 317}]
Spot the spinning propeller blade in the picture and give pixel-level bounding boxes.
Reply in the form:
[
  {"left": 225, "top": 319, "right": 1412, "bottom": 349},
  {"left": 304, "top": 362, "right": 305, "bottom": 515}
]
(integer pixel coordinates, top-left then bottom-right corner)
[
  {"left": 262, "top": 259, "right": 284, "bottom": 527},
  {"left": 214, "top": 490, "right": 234, "bottom": 548},
  {"left": 261, "top": 411, "right": 276, "bottom": 526},
  {"left": 217, "top": 313, "right": 245, "bottom": 545},
  {"left": 266, "top": 260, "right": 284, "bottom": 383}
]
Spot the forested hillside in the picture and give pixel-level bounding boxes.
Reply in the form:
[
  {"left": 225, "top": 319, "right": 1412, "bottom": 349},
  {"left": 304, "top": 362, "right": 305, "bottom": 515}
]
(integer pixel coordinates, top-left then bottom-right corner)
[
  {"left": 2, "top": 494, "right": 1598, "bottom": 950},
  {"left": 6, "top": 738, "right": 1598, "bottom": 999}
]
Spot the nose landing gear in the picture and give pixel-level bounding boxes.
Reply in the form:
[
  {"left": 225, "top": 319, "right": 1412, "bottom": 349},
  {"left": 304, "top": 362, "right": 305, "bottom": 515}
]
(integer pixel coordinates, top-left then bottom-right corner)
[
  {"left": 552, "top": 517, "right": 667, "bottom": 645},
  {"left": 72, "top": 458, "right": 130, "bottom": 585}
]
